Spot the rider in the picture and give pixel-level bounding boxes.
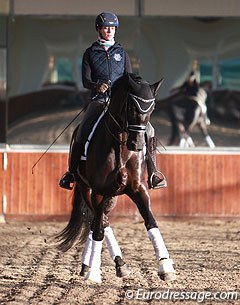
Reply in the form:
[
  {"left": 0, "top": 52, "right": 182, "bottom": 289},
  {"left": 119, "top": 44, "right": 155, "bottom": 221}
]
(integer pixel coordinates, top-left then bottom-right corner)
[
  {"left": 59, "top": 12, "right": 166, "bottom": 191},
  {"left": 181, "top": 71, "right": 200, "bottom": 97}
]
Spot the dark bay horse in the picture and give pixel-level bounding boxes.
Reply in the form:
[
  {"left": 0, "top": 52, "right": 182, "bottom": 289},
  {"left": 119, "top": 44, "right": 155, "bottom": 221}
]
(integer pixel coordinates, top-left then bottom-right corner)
[{"left": 56, "top": 73, "right": 176, "bottom": 283}]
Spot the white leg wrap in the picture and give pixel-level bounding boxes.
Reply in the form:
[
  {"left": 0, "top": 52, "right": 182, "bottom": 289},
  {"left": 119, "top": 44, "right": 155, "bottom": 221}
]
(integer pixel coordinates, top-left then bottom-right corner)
[
  {"left": 85, "top": 239, "right": 103, "bottom": 283},
  {"left": 186, "top": 136, "right": 195, "bottom": 147},
  {"left": 88, "top": 239, "right": 103, "bottom": 270},
  {"left": 104, "top": 226, "right": 122, "bottom": 260},
  {"left": 158, "top": 258, "right": 176, "bottom": 281},
  {"left": 148, "top": 228, "right": 169, "bottom": 260},
  {"left": 205, "top": 135, "right": 215, "bottom": 148},
  {"left": 81, "top": 231, "right": 93, "bottom": 266},
  {"left": 179, "top": 138, "right": 186, "bottom": 147}
]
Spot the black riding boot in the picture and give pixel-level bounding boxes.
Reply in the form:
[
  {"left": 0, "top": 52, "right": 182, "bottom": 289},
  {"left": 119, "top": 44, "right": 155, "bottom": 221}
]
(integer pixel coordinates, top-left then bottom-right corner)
[
  {"left": 146, "top": 137, "right": 167, "bottom": 189},
  {"left": 59, "top": 140, "right": 83, "bottom": 190}
]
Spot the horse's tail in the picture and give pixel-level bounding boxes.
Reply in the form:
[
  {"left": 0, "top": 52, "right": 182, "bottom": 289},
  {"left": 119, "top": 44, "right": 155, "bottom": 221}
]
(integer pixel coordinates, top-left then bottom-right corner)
[{"left": 55, "top": 185, "right": 93, "bottom": 252}]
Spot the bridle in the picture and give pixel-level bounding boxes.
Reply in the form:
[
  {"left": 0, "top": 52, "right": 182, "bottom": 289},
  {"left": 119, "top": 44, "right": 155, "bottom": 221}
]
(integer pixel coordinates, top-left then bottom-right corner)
[
  {"left": 127, "top": 93, "right": 155, "bottom": 133},
  {"left": 105, "top": 90, "right": 155, "bottom": 143}
]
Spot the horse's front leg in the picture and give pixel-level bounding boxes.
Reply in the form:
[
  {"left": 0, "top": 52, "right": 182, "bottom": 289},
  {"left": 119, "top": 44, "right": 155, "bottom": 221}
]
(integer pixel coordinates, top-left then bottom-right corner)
[
  {"left": 126, "top": 186, "right": 176, "bottom": 281},
  {"left": 103, "top": 196, "right": 131, "bottom": 277},
  {"left": 84, "top": 193, "right": 105, "bottom": 283}
]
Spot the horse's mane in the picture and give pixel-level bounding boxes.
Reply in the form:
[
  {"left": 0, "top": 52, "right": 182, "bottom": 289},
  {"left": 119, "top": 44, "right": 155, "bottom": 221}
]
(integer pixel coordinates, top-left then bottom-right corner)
[{"left": 110, "top": 74, "right": 126, "bottom": 95}]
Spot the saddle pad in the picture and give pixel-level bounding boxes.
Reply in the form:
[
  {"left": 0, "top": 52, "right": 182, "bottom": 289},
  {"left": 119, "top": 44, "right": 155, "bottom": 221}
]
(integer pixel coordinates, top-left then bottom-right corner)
[{"left": 80, "top": 109, "right": 107, "bottom": 160}]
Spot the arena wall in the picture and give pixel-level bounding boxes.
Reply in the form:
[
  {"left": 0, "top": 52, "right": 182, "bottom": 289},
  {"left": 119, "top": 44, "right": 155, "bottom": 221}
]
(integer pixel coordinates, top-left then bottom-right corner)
[{"left": 0, "top": 148, "right": 239, "bottom": 222}]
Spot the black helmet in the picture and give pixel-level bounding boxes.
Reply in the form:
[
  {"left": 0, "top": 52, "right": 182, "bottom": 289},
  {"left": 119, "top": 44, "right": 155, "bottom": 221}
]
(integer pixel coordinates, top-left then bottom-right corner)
[{"left": 95, "top": 12, "right": 119, "bottom": 30}]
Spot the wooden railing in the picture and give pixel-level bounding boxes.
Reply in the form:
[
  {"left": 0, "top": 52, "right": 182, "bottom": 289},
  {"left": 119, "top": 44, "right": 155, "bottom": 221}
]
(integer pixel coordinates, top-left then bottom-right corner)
[{"left": 0, "top": 147, "right": 239, "bottom": 221}]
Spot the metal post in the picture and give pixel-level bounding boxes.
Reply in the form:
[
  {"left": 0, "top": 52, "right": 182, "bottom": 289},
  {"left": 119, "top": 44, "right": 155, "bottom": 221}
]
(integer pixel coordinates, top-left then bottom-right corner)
[{"left": 0, "top": 15, "right": 8, "bottom": 144}]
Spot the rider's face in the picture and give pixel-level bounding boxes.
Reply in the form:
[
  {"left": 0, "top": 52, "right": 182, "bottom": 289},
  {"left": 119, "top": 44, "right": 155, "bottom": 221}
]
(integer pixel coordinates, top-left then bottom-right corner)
[{"left": 99, "top": 26, "right": 116, "bottom": 41}]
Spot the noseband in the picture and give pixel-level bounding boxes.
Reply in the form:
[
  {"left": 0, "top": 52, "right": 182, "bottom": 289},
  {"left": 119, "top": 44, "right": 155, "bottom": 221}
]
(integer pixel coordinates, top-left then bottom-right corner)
[{"left": 127, "top": 93, "right": 155, "bottom": 133}]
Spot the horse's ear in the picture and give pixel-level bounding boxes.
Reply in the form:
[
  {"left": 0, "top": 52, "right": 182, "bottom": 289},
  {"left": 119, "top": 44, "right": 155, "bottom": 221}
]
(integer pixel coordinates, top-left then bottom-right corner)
[{"left": 150, "top": 78, "right": 164, "bottom": 96}]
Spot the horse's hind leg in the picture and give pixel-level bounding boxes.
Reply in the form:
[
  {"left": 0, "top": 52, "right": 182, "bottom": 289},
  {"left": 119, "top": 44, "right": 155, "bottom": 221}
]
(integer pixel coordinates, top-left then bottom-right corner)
[
  {"left": 80, "top": 231, "right": 92, "bottom": 277},
  {"left": 179, "top": 137, "right": 187, "bottom": 147},
  {"left": 80, "top": 192, "right": 105, "bottom": 283},
  {"left": 186, "top": 136, "right": 195, "bottom": 147},
  {"left": 127, "top": 187, "right": 176, "bottom": 281}
]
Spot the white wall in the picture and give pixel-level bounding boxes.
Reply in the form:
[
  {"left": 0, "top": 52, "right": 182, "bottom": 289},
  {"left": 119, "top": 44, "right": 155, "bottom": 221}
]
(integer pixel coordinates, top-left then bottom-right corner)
[
  {"left": 10, "top": 0, "right": 240, "bottom": 17},
  {"left": 13, "top": 0, "right": 136, "bottom": 16},
  {"left": 144, "top": 0, "right": 240, "bottom": 17}
]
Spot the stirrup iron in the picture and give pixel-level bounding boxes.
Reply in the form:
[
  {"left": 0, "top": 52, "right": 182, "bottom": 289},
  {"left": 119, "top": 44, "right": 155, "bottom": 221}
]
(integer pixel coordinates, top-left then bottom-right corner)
[{"left": 148, "top": 171, "right": 167, "bottom": 189}]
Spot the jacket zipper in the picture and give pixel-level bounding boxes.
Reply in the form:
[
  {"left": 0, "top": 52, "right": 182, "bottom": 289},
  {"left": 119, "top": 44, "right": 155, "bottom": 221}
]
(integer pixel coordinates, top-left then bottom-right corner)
[{"left": 106, "top": 51, "right": 111, "bottom": 86}]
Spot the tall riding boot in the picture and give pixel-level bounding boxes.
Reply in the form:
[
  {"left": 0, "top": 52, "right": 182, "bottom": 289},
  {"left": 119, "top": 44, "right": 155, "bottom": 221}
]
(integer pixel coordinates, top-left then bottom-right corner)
[
  {"left": 59, "top": 139, "right": 83, "bottom": 190},
  {"left": 146, "top": 137, "right": 167, "bottom": 189}
]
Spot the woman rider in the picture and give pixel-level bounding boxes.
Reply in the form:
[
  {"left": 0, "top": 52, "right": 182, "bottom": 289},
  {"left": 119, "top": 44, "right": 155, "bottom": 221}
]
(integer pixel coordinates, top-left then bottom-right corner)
[{"left": 59, "top": 12, "right": 166, "bottom": 190}]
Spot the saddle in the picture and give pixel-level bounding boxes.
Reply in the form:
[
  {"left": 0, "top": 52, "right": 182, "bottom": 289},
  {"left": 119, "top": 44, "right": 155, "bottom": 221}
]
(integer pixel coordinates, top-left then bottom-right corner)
[
  {"left": 76, "top": 99, "right": 109, "bottom": 161},
  {"left": 80, "top": 108, "right": 107, "bottom": 160}
]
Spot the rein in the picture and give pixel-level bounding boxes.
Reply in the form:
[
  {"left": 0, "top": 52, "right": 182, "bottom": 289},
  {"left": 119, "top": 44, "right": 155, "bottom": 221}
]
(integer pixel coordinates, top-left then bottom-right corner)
[
  {"left": 104, "top": 94, "right": 127, "bottom": 145},
  {"left": 104, "top": 91, "right": 155, "bottom": 144}
]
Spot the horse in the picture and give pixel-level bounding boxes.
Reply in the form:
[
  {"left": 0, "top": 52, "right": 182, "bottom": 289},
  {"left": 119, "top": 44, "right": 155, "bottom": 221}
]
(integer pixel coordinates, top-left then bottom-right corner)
[
  {"left": 163, "top": 86, "right": 215, "bottom": 148},
  {"left": 55, "top": 73, "right": 176, "bottom": 283},
  {"left": 200, "top": 81, "right": 240, "bottom": 122}
]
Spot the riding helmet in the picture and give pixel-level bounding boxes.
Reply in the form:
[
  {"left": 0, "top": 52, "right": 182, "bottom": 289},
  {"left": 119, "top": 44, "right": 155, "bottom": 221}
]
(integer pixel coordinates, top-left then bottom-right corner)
[{"left": 95, "top": 12, "right": 119, "bottom": 30}]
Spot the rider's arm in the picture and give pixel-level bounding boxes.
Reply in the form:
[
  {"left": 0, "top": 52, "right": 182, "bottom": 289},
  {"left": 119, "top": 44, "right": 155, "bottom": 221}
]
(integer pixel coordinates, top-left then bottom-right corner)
[
  {"left": 124, "top": 52, "right": 132, "bottom": 74},
  {"left": 82, "top": 49, "right": 98, "bottom": 91},
  {"left": 82, "top": 49, "right": 109, "bottom": 94}
]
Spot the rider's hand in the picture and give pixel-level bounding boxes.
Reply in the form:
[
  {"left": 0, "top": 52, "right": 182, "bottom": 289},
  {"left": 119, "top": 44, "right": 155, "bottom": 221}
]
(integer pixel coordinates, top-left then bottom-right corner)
[{"left": 96, "top": 83, "right": 109, "bottom": 94}]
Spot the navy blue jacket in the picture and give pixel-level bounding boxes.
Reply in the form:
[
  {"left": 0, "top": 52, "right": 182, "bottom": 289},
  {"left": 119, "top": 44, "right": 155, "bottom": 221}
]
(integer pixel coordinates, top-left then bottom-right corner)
[{"left": 82, "top": 41, "right": 132, "bottom": 96}]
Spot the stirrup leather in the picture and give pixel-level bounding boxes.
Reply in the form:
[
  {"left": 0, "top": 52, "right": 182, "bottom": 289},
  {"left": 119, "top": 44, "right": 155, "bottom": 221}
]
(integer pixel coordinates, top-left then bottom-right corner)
[{"left": 148, "top": 171, "right": 167, "bottom": 189}]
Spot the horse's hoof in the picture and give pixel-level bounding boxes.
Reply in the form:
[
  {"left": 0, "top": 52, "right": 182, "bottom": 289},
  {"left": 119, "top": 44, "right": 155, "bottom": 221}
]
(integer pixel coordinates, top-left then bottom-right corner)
[
  {"left": 114, "top": 255, "right": 131, "bottom": 277},
  {"left": 158, "top": 258, "right": 176, "bottom": 282},
  {"left": 85, "top": 268, "right": 102, "bottom": 284},
  {"left": 80, "top": 263, "right": 90, "bottom": 277},
  {"left": 116, "top": 263, "right": 131, "bottom": 277},
  {"left": 159, "top": 272, "right": 176, "bottom": 281}
]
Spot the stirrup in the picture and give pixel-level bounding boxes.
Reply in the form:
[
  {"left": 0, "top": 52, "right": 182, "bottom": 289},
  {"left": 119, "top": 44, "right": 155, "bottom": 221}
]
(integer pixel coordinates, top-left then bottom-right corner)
[
  {"left": 59, "top": 171, "right": 75, "bottom": 190},
  {"left": 148, "top": 171, "right": 167, "bottom": 189}
]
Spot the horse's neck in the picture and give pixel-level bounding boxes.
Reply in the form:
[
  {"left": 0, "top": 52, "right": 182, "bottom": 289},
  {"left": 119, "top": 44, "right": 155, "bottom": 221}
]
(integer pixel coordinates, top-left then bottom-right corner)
[{"left": 107, "top": 95, "right": 126, "bottom": 133}]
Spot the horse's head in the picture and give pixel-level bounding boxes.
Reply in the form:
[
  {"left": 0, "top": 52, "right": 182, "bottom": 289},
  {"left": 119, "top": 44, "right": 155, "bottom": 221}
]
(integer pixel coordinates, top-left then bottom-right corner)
[{"left": 126, "top": 73, "right": 163, "bottom": 151}]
